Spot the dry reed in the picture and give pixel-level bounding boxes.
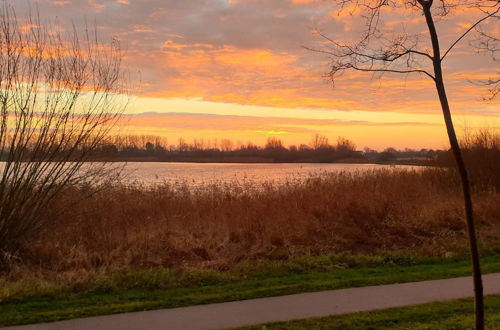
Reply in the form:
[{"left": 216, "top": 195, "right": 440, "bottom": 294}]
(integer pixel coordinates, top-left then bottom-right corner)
[{"left": 4, "top": 166, "right": 498, "bottom": 282}]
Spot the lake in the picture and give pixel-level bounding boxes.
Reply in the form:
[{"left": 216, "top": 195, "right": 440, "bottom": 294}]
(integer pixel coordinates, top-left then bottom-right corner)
[{"left": 115, "top": 162, "right": 415, "bottom": 187}]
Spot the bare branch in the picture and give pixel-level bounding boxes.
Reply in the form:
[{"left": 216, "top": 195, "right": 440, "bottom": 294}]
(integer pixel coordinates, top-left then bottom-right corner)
[
  {"left": 441, "top": 6, "right": 500, "bottom": 61},
  {"left": 336, "top": 63, "right": 435, "bottom": 80},
  {"left": 471, "top": 10, "right": 500, "bottom": 100}
]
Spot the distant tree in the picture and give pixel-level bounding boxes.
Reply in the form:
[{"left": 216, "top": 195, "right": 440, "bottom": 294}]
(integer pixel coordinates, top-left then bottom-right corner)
[
  {"left": 299, "top": 144, "right": 311, "bottom": 151},
  {"left": 242, "top": 142, "right": 259, "bottom": 150},
  {"left": 178, "top": 138, "right": 188, "bottom": 152},
  {"left": 310, "top": 1, "right": 499, "bottom": 327},
  {"left": 220, "top": 139, "right": 234, "bottom": 152},
  {"left": 363, "top": 146, "right": 375, "bottom": 153},
  {"left": 193, "top": 138, "right": 205, "bottom": 151},
  {"left": 101, "top": 144, "right": 119, "bottom": 156},
  {"left": 427, "top": 149, "right": 437, "bottom": 159},
  {"left": 265, "top": 137, "right": 285, "bottom": 150},
  {"left": 336, "top": 136, "right": 356, "bottom": 152},
  {"left": 378, "top": 150, "right": 397, "bottom": 162},
  {"left": 145, "top": 142, "right": 155, "bottom": 152},
  {"left": 311, "top": 133, "right": 330, "bottom": 150}
]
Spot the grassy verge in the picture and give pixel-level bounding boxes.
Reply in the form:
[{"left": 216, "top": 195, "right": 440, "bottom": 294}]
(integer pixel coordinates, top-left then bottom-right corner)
[
  {"left": 238, "top": 295, "right": 500, "bottom": 329},
  {"left": 2, "top": 253, "right": 500, "bottom": 326}
]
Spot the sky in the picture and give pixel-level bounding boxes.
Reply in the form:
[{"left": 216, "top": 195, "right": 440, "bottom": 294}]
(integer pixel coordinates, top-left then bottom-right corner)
[{"left": 13, "top": 0, "right": 500, "bottom": 149}]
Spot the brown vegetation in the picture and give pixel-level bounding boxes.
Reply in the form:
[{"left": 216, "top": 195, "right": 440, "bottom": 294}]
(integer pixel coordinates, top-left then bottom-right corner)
[
  {"left": 2, "top": 166, "right": 498, "bottom": 282},
  {"left": 438, "top": 129, "right": 500, "bottom": 191}
]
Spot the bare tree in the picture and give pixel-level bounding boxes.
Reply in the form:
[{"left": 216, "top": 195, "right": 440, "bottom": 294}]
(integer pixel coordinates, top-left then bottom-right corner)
[
  {"left": 220, "top": 138, "right": 234, "bottom": 152},
  {"left": 311, "top": 133, "right": 330, "bottom": 149},
  {"left": 0, "top": 3, "right": 126, "bottom": 261},
  {"left": 336, "top": 136, "right": 356, "bottom": 152},
  {"left": 309, "top": 1, "right": 500, "bottom": 328},
  {"left": 265, "top": 137, "right": 285, "bottom": 150}
]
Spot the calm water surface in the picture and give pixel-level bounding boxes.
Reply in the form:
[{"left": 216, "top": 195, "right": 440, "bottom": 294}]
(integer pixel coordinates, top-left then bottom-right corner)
[{"left": 117, "top": 162, "right": 414, "bottom": 187}]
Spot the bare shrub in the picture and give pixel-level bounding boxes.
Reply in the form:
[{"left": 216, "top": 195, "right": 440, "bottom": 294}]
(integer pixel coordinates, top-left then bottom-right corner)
[
  {"left": 0, "top": 3, "right": 126, "bottom": 261},
  {"left": 437, "top": 130, "right": 500, "bottom": 191},
  {"left": 462, "top": 130, "right": 500, "bottom": 191}
]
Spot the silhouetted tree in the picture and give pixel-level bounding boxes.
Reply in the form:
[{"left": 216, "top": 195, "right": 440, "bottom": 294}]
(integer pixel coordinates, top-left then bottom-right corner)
[
  {"left": 145, "top": 142, "right": 155, "bottom": 152},
  {"left": 311, "top": 133, "right": 330, "bottom": 150},
  {"left": 299, "top": 144, "right": 311, "bottom": 151},
  {"left": 178, "top": 138, "right": 188, "bottom": 152},
  {"left": 265, "top": 137, "right": 285, "bottom": 150},
  {"left": 220, "top": 139, "right": 234, "bottom": 152},
  {"left": 336, "top": 136, "right": 356, "bottom": 152},
  {"left": 0, "top": 3, "right": 126, "bottom": 259},
  {"left": 309, "top": 1, "right": 499, "bottom": 327},
  {"left": 378, "top": 149, "right": 397, "bottom": 162}
]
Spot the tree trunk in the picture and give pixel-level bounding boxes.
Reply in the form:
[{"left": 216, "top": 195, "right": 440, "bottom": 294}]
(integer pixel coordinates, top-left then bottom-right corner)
[{"left": 422, "top": 4, "right": 484, "bottom": 329}]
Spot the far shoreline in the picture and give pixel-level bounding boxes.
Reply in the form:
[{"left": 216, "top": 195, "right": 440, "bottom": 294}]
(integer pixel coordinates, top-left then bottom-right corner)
[{"left": 85, "top": 158, "right": 433, "bottom": 166}]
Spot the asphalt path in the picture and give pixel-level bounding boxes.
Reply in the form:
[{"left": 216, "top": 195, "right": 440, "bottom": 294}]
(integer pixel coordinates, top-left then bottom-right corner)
[{"left": 5, "top": 273, "right": 500, "bottom": 330}]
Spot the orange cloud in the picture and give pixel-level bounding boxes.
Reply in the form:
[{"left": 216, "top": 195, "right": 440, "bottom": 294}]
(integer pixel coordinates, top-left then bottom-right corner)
[
  {"left": 19, "top": 0, "right": 497, "bottom": 147},
  {"left": 87, "top": 0, "right": 104, "bottom": 11},
  {"left": 51, "top": 1, "right": 70, "bottom": 5}
]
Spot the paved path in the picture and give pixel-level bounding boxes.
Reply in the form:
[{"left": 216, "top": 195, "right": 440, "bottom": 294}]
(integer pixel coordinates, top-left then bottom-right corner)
[{"left": 5, "top": 273, "right": 500, "bottom": 330}]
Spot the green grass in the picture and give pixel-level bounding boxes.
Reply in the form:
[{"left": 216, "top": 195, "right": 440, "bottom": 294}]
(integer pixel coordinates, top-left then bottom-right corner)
[
  {"left": 2, "top": 253, "right": 500, "bottom": 326},
  {"left": 238, "top": 295, "right": 500, "bottom": 329}
]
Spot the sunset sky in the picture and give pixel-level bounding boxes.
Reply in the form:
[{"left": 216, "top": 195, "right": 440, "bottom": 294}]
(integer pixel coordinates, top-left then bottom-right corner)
[{"left": 16, "top": 0, "right": 500, "bottom": 150}]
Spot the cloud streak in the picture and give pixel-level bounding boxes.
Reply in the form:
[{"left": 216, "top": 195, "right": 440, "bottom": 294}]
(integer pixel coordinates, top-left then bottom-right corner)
[{"left": 9, "top": 0, "right": 499, "bottom": 148}]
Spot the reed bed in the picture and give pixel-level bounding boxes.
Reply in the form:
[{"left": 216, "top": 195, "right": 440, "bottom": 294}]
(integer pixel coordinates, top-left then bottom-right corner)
[{"left": 1, "top": 165, "right": 497, "bottom": 284}]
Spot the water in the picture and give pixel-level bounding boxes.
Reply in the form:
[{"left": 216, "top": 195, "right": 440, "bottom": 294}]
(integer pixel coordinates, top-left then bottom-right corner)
[{"left": 116, "top": 162, "right": 414, "bottom": 187}]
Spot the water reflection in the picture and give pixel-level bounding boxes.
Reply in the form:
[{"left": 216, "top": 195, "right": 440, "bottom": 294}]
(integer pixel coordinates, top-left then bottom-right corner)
[{"left": 117, "top": 162, "right": 416, "bottom": 187}]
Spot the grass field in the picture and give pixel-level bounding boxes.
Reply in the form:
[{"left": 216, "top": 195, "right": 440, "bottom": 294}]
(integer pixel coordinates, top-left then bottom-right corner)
[{"left": 2, "top": 254, "right": 500, "bottom": 326}]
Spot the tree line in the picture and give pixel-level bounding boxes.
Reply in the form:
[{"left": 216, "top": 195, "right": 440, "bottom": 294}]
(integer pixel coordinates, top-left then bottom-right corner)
[{"left": 89, "top": 134, "right": 442, "bottom": 164}]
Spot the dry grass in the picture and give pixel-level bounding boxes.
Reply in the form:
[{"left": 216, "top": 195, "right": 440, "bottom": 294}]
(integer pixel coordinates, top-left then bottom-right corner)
[
  {"left": 438, "top": 129, "right": 500, "bottom": 191},
  {"left": 3, "top": 166, "right": 498, "bottom": 284},
  {"left": 462, "top": 130, "right": 500, "bottom": 191}
]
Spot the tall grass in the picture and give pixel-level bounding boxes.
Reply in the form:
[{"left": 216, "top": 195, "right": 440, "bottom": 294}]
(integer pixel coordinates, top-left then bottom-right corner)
[
  {"left": 2, "top": 167, "right": 495, "bottom": 280},
  {"left": 437, "top": 129, "right": 500, "bottom": 191},
  {"left": 462, "top": 130, "right": 500, "bottom": 191}
]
